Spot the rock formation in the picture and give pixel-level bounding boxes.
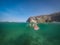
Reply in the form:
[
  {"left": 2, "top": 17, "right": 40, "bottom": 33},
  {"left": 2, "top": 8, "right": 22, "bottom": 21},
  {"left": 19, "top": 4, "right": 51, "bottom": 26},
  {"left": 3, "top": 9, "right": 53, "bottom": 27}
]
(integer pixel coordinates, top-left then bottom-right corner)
[{"left": 27, "top": 12, "right": 60, "bottom": 23}]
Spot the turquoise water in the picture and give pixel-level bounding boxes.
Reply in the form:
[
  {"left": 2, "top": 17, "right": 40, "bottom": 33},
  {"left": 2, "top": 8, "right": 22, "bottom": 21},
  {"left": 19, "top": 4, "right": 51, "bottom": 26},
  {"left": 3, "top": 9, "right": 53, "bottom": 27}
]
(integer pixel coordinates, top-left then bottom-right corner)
[{"left": 0, "top": 22, "right": 60, "bottom": 45}]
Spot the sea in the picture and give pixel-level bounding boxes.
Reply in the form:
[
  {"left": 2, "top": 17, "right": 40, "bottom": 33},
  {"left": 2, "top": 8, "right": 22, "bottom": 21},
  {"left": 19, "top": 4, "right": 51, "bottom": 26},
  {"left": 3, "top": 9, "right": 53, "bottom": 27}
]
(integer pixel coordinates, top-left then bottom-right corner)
[{"left": 0, "top": 22, "right": 60, "bottom": 45}]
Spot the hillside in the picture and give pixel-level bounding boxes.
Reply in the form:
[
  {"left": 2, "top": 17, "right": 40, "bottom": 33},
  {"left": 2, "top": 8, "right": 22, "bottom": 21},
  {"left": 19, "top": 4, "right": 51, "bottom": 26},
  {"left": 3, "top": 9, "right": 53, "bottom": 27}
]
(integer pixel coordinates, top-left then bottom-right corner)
[
  {"left": 50, "top": 12, "right": 60, "bottom": 21},
  {"left": 27, "top": 12, "right": 60, "bottom": 23}
]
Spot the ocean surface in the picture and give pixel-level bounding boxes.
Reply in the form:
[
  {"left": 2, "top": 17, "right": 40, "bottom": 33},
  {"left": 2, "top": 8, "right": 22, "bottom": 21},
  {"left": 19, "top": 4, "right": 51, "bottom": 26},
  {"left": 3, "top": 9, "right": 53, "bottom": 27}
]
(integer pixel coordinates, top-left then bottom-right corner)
[{"left": 0, "top": 22, "right": 60, "bottom": 45}]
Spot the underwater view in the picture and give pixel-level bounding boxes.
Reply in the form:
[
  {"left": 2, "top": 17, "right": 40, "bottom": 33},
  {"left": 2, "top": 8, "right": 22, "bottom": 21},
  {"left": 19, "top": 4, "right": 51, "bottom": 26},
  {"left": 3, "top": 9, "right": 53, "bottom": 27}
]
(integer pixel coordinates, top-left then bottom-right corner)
[{"left": 0, "top": 22, "right": 60, "bottom": 45}]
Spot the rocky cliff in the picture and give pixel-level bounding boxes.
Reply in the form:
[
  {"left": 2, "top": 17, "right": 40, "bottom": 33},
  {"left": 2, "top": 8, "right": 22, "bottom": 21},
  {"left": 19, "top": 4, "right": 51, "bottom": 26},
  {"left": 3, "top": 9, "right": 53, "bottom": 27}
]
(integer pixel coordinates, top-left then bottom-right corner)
[{"left": 27, "top": 12, "right": 60, "bottom": 23}]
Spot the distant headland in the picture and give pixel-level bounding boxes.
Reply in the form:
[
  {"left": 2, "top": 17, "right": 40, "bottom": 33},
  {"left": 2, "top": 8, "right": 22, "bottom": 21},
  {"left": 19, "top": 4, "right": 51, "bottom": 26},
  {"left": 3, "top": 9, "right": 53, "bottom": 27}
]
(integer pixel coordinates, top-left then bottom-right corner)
[{"left": 27, "top": 12, "right": 60, "bottom": 23}]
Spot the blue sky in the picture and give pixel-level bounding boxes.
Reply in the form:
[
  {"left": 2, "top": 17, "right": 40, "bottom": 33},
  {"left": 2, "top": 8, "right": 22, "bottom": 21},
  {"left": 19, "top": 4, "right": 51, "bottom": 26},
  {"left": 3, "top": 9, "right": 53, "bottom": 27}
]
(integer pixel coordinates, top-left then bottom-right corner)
[{"left": 0, "top": 0, "right": 60, "bottom": 22}]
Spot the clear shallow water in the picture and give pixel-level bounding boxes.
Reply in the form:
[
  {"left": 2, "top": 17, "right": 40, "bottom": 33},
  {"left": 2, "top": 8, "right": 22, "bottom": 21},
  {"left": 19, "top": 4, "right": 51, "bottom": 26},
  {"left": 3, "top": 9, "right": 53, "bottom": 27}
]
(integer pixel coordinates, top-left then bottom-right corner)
[{"left": 0, "top": 22, "right": 60, "bottom": 45}]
